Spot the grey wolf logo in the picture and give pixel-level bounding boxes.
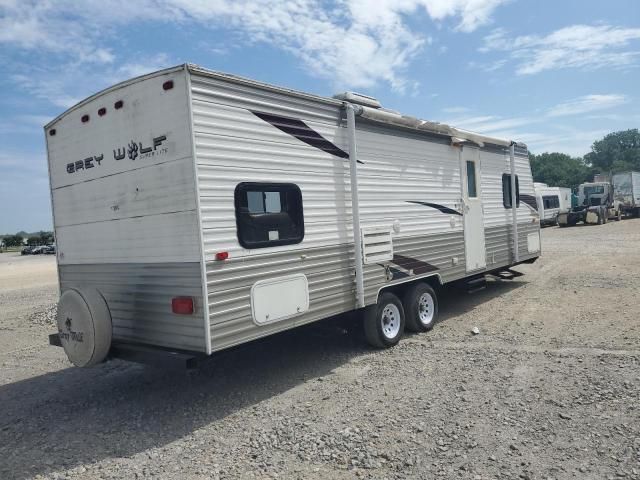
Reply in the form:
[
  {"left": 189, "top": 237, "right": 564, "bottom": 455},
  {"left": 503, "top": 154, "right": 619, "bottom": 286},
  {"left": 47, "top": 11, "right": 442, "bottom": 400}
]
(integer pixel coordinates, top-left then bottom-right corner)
[{"left": 127, "top": 141, "right": 139, "bottom": 160}]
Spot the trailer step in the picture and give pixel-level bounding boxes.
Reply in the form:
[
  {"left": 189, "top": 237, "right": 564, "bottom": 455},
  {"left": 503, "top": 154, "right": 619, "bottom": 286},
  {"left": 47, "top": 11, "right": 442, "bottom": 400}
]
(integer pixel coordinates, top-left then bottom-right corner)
[{"left": 492, "top": 269, "right": 524, "bottom": 280}]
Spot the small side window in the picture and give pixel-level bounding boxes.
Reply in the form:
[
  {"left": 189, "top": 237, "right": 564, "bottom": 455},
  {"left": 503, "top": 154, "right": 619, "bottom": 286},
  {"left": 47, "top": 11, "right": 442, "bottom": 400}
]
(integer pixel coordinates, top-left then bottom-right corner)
[
  {"left": 235, "top": 183, "right": 304, "bottom": 249},
  {"left": 543, "top": 195, "right": 559, "bottom": 209},
  {"left": 466, "top": 161, "right": 478, "bottom": 198},
  {"left": 502, "top": 174, "right": 520, "bottom": 208}
]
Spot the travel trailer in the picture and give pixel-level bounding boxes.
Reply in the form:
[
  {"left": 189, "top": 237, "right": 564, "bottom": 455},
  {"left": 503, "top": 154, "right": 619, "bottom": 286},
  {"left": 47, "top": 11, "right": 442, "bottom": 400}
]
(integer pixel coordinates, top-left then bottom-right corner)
[
  {"left": 534, "top": 184, "right": 571, "bottom": 226},
  {"left": 45, "top": 64, "right": 541, "bottom": 368}
]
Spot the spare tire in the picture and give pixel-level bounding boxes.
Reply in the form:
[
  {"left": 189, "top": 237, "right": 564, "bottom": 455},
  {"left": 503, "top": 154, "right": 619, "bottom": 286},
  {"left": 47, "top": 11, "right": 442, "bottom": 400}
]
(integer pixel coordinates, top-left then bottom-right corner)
[{"left": 56, "top": 288, "right": 112, "bottom": 367}]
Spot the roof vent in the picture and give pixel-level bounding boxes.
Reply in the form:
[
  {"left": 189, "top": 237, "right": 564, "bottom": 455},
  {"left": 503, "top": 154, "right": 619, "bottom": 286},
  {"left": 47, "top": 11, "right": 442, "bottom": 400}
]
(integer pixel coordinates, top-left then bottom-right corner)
[{"left": 333, "top": 92, "right": 382, "bottom": 109}]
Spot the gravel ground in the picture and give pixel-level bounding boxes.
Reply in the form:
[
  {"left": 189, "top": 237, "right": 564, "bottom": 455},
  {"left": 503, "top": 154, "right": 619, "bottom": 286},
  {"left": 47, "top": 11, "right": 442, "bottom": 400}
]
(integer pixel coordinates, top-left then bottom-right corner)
[{"left": 0, "top": 221, "right": 639, "bottom": 480}]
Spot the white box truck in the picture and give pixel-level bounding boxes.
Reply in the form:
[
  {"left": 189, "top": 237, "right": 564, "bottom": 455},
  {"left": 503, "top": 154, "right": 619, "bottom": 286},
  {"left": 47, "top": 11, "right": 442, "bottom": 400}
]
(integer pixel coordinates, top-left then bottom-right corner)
[
  {"left": 612, "top": 171, "right": 640, "bottom": 217},
  {"left": 45, "top": 64, "right": 540, "bottom": 368}
]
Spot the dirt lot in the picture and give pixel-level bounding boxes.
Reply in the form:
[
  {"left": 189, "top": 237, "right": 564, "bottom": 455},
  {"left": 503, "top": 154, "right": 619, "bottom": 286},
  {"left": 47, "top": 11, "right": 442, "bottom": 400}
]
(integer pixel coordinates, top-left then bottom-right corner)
[{"left": 1, "top": 222, "right": 639, "bottom": 480}]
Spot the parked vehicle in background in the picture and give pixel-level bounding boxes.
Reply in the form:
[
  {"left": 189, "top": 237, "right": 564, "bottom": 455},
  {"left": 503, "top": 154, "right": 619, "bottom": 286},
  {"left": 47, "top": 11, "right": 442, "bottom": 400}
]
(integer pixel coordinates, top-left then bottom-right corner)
[
  {"left": 534, "top": 183, "right": 571, "bottom": 226},
  {"left": 21, "top": 246, "right": 34, "bottom": 255},
  {"left": 43, "top": 245, "right": 56, "bottom": 254},
  {"left": 30, "top": 246, "right": 47, "bottom": 254},
  {"left": 558, "top": 175, "right": 623, "bottom": 227},
  {"left": 612, "top": 171, "right": 640, "bottom": 217}
]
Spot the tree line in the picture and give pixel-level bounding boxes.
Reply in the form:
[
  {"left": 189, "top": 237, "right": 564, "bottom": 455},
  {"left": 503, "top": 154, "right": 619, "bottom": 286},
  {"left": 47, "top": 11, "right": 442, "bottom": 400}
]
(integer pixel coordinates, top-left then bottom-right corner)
[
  {"left": 529, "top": 129, "right": 640, "bottom": 189},
  {"left": 1, "top": 231, "right": 54, "bottom": 248}
]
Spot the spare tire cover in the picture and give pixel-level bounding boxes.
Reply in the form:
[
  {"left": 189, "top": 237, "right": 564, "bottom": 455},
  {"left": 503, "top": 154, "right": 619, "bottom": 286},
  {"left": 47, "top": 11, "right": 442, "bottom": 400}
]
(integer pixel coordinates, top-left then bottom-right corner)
[{"left": 56, "top": 288, "right": 112, "bottom": 367}]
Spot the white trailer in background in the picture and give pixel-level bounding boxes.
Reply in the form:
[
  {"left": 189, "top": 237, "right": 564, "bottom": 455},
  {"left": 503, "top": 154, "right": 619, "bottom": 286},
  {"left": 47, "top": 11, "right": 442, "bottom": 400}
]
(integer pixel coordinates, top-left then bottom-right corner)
[
  {"left": 613, "top": 171, "right": 640, "bottom": 217},
  {"left": 45, "top": 64, "right": 540, "bottom": 368},
  {"left": 534, "top": 184, "right": 571, "bottom": 226}
]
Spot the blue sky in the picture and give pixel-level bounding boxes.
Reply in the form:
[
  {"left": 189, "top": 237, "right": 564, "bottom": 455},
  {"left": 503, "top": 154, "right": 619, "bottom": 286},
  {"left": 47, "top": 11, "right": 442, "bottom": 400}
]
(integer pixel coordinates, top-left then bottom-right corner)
[{"left": 1, "top": 0, "right": 639, "bottom": 233}]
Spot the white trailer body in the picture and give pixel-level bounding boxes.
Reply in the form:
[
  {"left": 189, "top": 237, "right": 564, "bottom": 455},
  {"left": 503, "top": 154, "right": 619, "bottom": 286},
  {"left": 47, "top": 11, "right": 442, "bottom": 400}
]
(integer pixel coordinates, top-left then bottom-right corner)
[
  {"left": 558, "top": 187, "right": 571, "bottom": 213},
  {"left": 613, "top": 171, "right": 640, "bottom": 216},
  {"left": 45, "top": 64, "right": 540, "bottom": 365},
  {"left": 534, "top": 186, "right": 570, "bottom": 226}
]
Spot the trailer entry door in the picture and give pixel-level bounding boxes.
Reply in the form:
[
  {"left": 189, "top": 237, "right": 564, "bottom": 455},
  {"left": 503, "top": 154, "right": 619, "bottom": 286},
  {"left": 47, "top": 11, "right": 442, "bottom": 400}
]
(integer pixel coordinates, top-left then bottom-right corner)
[{"left": 461, "top": 147, "right": 486, "bottom": 272}]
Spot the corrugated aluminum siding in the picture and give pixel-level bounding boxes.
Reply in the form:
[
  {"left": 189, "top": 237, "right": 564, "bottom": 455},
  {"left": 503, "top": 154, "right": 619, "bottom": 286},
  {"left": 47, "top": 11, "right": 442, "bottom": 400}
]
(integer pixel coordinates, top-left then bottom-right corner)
[
  {"left": 188, "top": 70, "right": 539, "bottom": 351},
  {"left": 47, "top": 68, "right": 209, "bottom": 353},
  {"left": 59, "top": 263, "right": 205, "bottom": 351}
]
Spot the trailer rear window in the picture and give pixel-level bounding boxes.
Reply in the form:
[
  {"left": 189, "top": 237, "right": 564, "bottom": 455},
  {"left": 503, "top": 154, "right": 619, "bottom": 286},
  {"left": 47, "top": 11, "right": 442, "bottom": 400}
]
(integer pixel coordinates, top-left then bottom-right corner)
[
  {"left": 502, "top": 174, "right": 520, "bottom": 208},
  {"left": 542, "top": 195, "right": 560, "bottom": 209},
  {"left": 234, "top": 183, "right": 304, "bottom": 249}
]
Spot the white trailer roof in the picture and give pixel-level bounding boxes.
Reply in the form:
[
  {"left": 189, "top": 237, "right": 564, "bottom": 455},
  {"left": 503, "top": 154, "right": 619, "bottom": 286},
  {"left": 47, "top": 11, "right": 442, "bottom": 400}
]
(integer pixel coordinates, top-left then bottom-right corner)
[{"left": 46, "top": 63, "right": 525, "bottom": 150}]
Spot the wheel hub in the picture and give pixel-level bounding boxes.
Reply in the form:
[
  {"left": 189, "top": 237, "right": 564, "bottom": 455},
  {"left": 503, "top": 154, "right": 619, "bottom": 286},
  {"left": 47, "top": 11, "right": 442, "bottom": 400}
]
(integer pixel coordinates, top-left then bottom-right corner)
[
  {"left": 381, "top": 304, "right": 401, "bottom": 338},
  {"left": 418, "top": 292, "right": 435, "bottom": 325}
]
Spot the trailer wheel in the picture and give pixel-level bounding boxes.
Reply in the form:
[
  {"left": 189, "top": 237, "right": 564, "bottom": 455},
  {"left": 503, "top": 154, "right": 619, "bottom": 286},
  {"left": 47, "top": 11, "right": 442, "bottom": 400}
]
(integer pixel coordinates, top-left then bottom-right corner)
[
  {"left": 403, "top": 283, "right": 438, "bottom": 333},
  {"left": 364, "top": 292, "right": 405, "bottom": 348}
]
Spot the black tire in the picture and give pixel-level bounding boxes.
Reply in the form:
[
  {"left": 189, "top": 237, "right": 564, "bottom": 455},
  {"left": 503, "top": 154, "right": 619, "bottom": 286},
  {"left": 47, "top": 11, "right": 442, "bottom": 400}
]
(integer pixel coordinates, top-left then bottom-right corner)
[
  {"left": 364, "top": 292, "right": 405, "bottom": 348},
  {"left": 403, "top": 283, "right": 439, "bottom": 333}
]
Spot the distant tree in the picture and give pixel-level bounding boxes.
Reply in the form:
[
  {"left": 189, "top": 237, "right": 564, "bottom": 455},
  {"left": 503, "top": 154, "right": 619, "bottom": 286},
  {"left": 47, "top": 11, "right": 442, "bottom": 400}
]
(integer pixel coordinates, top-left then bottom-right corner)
[
  {"left": 529, "top": 152, "right": 592, "bottom": 189},
  {"left": 584, "top": 129, "right": 640, "bottom": 174},
  {"left": 3, "top": 235, "right": 24, "bottom": 247},
  {"left": 27, "top": 236, "right": 42, "bottom": 246},
  {"left": 38, "top": 231, "right": 54, "bottom": 245}
]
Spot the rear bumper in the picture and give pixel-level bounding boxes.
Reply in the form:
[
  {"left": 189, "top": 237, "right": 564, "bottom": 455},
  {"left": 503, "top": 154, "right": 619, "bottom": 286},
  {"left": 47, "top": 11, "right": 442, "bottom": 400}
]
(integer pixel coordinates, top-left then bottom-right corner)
[{"left": 49, "top": 333, "right": 207, "bottom": 369}]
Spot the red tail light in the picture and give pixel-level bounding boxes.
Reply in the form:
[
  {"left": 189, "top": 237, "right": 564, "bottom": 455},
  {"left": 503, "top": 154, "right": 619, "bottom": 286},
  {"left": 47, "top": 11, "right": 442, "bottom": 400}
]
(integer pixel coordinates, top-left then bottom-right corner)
[
  {"left": 215, "top": 251, "right": 229, "bottom": 261},
  {"left": 172, "top": 297, "right": 194, "bottom": 315}
]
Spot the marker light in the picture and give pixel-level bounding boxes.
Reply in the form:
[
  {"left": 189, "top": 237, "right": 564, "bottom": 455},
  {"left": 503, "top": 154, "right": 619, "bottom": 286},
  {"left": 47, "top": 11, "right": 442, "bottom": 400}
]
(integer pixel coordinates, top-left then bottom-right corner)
[
  {"left": 163, "top": 80, "right": 174, "bottom": 90},
  {"left": 98, "top": 107, "right": 107, "bottom": 116},
  {"left": 172, "top": 297, "right": 194, "bottom": 315},
  {"left": 215, "top": 252, "right": 229, "bottom": 261},
  {"left": 114, "top": 100, "right": 123, "bottom": 109},
  {"left": 81, "top": 114, "right": 89, "bottom": 123},
  {"left": 49, "top": 129, "right": 56, "bottom": 136}
]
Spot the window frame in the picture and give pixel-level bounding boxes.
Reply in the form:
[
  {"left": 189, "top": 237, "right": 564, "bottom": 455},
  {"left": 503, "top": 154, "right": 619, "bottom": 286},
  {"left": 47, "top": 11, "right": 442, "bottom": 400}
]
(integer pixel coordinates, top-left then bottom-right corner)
[
  {"left": 234, "top": 182, "right": 305, "bottom": 249},
  {"left": 502, "top": 174, "right": 520, "bottom": 208},
  {"left": 466, "top": 160, "right": 478, "bottom": 198}
]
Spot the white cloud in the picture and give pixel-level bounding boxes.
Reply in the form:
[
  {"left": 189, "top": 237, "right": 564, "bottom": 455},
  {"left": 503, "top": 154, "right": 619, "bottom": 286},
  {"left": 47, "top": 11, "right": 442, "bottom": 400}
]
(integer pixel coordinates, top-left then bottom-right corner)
[
  {"left": 525, "top": 128, "right": 611, "bottom": 157},
  {"left": 0, "top": 0, "right": 508, "bottom": 93},
  {"left": 442, "top": 106, "right": 470, "bottom": 114},
  {"left": 480, "top": 24, "right": 640, "bottom": 75},
  {"left": 442, "top": 92, "right": 632, "bottom": 155},
  {"left": 114, "top": 54, "right": 173, "bottom": 80},
  {"left": 547, "top": 94, "right": 628, "bottom": 117}
]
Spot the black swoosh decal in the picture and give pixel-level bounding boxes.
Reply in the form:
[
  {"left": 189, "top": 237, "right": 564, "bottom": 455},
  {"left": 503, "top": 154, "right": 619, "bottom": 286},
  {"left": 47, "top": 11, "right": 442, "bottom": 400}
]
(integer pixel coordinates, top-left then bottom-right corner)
[
  {"left": 251, "top": 111, "right": 362, "bottom": 162},
  {"left": 406, "top": 201, "right": 462, "bottom": 216},
  {"left": 390, "top": 254, "right": 439, "bottom": 275},
  {"left": 519, "top": 194, "right": 538, "bottom": 212}
]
